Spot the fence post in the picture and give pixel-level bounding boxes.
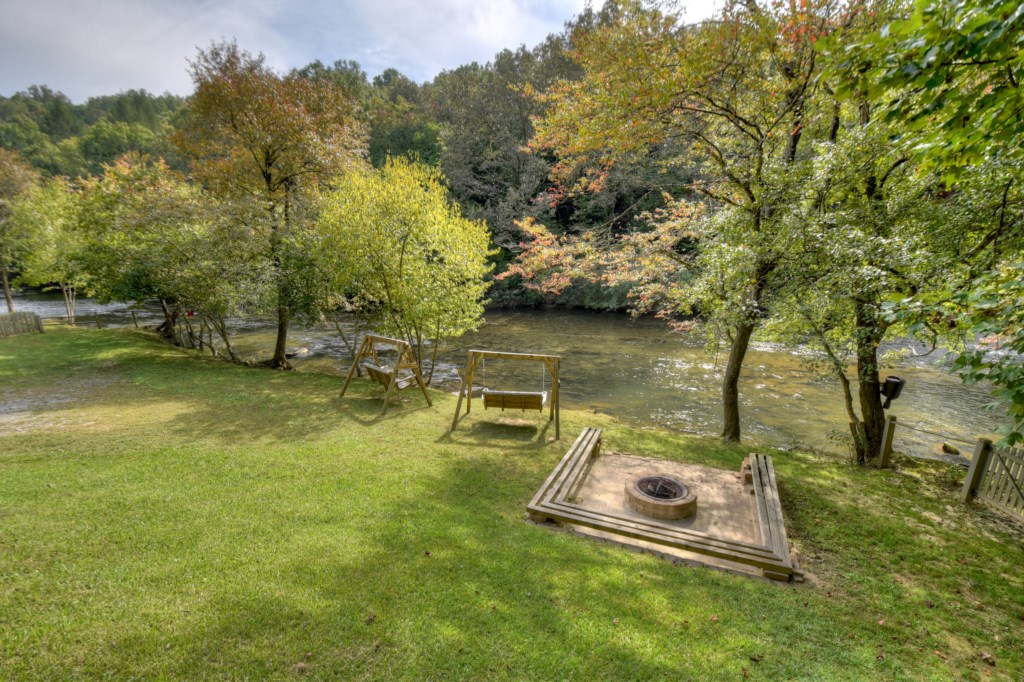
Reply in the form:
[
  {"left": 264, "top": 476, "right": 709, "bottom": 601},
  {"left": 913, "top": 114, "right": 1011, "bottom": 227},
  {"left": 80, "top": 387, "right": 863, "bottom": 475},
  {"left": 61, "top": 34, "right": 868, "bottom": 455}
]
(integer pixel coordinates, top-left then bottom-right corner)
[
  {"left": 961, "top": 438, "right": 993, "bottom": 504},
  {"left": 876, "top": 414, "right": 897, "bottom": 469}
]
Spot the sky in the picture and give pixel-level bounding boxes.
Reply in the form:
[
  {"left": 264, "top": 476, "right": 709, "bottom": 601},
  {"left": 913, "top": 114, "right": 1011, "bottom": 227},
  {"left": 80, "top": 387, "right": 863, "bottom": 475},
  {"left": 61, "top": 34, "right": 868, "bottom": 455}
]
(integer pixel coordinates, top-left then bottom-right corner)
[{"left": 0, "top": 0, "right": 721, "bottom": 103}]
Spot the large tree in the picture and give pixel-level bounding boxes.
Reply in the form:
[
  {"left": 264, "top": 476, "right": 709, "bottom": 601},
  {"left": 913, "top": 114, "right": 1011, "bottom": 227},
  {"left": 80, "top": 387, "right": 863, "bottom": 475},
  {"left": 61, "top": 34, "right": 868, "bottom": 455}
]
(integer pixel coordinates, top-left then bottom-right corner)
[
  {"left": 826, "top": 0, "right": 1024, "bottom": 445},
  {"left": 318, "top": 158, "right": 494, "bottom": 380},
  {"left": 13, "top": 176, "right": 88, "bottom": 322},
  {"left": 0, "top": 148, "right": 40, "bottom": 312},
  {"left": 175, "top": 41, "right": 366, "bottom": 368},
  {"left": 514, "top": 0, "right": 869, "bottom": 442}
]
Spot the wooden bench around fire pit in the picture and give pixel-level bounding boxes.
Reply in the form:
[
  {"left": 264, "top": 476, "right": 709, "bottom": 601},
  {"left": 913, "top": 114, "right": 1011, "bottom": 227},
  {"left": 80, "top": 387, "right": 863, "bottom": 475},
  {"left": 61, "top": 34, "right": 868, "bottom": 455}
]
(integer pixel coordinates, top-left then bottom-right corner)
[{"left": 527, "top": 428, "right": 801, "bottom": 581}]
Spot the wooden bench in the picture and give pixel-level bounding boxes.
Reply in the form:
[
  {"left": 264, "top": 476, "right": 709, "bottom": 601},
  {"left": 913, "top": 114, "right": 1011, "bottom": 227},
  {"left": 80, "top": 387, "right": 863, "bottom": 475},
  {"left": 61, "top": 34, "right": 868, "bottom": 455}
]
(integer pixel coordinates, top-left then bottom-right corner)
[
  {"left": 362, "top": 363, "right": 416, "bottom": 391},
  {"left": 526, "top": 430, "right": 800, "bottom": 581},
  {"left": 748, "top": 453, "right": 795, "bottom": 581},
  {"left": 482, "top": 389, "right": 547, "bottom": 412},
  {"left": 528, "top": 427, "right": 602, "bottom": 524}
]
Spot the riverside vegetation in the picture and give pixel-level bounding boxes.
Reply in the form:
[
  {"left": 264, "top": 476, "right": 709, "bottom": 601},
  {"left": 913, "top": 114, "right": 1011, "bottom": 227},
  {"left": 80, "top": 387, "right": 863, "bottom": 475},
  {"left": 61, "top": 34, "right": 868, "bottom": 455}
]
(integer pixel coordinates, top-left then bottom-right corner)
[{"left": 1, "top": 327, "right": 1022, "bottom": 680}]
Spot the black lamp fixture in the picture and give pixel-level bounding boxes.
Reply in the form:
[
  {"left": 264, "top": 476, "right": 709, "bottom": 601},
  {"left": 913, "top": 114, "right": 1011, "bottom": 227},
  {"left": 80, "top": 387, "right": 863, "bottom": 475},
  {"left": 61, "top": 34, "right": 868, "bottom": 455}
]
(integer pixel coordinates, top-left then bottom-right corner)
[{"left": 880, "top": 376, "right": 905, "bottom": 409}]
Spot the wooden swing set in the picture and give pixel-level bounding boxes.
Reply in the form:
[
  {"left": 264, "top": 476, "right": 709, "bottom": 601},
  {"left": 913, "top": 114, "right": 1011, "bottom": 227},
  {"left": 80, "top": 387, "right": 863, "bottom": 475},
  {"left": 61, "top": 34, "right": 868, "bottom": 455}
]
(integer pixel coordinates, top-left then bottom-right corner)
[
  {"left": 340, "top": 334, "right": 432, "bottom": 415},
  {"left": 450, "top": 349, "right": 561, "bottom": 439}
]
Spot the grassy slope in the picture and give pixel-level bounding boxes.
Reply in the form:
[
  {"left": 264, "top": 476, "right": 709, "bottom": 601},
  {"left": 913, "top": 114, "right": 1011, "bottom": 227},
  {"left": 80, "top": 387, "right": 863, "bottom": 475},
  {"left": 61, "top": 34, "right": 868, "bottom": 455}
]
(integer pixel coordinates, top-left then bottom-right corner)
[{"left": 1, "top": 328, "right": 1022, "bottom": 681}]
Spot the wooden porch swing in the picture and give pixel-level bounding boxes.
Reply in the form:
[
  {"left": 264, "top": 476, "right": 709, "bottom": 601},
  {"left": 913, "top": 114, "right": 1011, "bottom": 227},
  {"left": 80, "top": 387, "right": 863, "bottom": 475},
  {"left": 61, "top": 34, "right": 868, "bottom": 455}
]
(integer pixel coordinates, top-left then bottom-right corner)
[
  {"left": 339, "top": 334, "right": 432, "bottom": 415},
  {"left": 450, "top": 349, "right": 561, "bottom": 439}
]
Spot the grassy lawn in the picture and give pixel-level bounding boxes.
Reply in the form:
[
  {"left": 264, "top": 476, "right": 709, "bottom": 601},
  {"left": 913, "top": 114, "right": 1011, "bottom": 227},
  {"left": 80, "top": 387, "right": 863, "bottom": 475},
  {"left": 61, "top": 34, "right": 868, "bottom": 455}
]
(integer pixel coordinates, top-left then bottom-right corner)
[{"left": 1, "top": 327, "right": 1022, "bottom": 680}]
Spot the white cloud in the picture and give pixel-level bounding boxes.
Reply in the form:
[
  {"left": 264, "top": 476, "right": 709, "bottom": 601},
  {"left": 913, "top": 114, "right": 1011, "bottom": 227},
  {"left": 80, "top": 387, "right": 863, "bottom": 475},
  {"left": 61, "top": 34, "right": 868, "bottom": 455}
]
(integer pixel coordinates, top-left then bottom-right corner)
[{"left": 0, "top": 0, "right": 721, "bottom": 102}]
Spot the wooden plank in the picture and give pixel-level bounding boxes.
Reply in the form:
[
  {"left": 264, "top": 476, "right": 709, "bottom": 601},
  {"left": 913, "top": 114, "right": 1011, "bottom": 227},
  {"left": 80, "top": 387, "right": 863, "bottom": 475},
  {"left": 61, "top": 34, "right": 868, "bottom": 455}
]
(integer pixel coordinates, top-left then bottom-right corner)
[
  {"left": 483, "top": 391, "right": 546, "bottom": 411},
  {"left": 542, "top": 428, "right": 602, "bottom": 505},
  {"left": 986, "top": 449, "right": 1009, "bottom": 506},
  {"left": 525, "top": 428, "right": 796, "bottom": 578},
  {"left": 749, "top": 457, "right": 774, "bottom": 550},
  {"left": 467, "top": 349, "right": 561, "bottom": 361},
  {"left": 543, "top": 499, "right": 782, "bottom": 561},
  {"left": 961, "top": 439, "right": 992, "bottom": 504},
  {"left": 548, "top": 429, "right": 602, "bottom": 506},
  {"left": 992, "top": 449, "right": 1024, "bottom": 510},
  {"left": 526, "top": 428, "right": 600, "bottom": 521},
  {"left": 0, "top": 312, "right": 43, "bottom": 338},
  {"left": 759, "top": 455, "right": 793, "bottom": 567},
  {"left": 996, "top": 450, "right": 1017, "bottom": 508},
  {"left": 877, "top": 415, "right": 897, "bottom": 469},
  {"left": 535, "top": 502, "right": 791, "bottom": 573}
]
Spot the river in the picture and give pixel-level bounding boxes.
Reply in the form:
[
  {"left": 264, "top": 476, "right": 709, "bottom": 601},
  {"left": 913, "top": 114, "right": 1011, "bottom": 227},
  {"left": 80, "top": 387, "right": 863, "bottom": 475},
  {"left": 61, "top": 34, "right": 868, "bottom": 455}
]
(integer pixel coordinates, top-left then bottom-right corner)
[{"left": 10, "top": 290, "right": 1004, "bottom": 461}]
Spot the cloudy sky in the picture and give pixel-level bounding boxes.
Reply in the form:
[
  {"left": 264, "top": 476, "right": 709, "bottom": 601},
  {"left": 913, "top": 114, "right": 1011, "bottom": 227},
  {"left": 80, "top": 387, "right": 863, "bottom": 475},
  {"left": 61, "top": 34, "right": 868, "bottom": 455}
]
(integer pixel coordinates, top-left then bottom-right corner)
[{"left": 0, "top": 0, "right": 720, "bottom": 103}]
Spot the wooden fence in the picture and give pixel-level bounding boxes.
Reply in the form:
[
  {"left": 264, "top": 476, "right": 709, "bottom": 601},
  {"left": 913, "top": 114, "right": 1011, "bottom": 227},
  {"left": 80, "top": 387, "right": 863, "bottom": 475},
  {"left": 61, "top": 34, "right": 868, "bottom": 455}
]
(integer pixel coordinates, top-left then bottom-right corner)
[
  {"left": 0, "top": 311, "right": 44, "bottom": 338},
  {"left": 961, "top": 439, "right": 1024, "bottom": 519}
]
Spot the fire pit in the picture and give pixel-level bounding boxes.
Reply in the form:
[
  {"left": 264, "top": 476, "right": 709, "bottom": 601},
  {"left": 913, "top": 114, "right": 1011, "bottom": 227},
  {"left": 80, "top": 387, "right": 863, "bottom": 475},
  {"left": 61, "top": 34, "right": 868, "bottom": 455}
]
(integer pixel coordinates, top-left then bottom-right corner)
[{"left": 625, "top": 473, "right": 698, "bottom": 520}]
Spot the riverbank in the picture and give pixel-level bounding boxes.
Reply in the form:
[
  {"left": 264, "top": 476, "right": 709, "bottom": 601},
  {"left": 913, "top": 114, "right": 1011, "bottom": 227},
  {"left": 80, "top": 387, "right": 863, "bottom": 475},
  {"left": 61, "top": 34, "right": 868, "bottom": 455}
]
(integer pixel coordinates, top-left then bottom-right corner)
[
  {"left": 8, "top": 289, "right": 1006, "bottom": 460},
  {"left": 2, "top": 327, "right": 1022, "bottom": 680}
]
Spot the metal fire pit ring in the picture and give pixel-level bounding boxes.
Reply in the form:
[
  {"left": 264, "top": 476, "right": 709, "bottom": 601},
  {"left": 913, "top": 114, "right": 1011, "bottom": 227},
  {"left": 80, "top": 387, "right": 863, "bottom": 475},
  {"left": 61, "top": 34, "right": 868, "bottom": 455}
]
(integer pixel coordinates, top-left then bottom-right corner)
[{"left": 624, "top": 473, "right": 698, "bottom": 520}]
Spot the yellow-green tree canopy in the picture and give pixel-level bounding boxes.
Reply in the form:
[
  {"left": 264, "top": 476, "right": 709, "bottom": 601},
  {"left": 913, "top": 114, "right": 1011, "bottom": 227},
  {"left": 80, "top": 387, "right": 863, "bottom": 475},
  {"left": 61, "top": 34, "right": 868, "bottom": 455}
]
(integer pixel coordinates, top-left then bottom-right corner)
[{"left": 318, "top": 159, "right": 494, "bottom": 371}]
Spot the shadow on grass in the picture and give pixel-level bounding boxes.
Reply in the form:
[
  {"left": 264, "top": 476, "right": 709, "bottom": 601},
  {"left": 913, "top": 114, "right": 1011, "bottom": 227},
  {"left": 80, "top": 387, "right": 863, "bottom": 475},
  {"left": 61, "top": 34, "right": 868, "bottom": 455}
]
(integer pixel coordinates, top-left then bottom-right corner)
[
  {"left": 444, "top": 414, "right": 554, "bottom": 450},
  {"left": 142, "top": 448, "right": 926, "bottom": 680}
]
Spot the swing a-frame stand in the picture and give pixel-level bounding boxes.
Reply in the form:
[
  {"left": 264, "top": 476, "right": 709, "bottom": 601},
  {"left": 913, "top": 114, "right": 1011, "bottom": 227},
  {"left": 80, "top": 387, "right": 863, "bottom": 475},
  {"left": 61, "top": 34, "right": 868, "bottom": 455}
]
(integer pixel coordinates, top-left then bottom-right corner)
[
  {"left": 340, "top": 334, "right": 432, "bottom": 416},
  {"left": 450, "top": 349, "right": 561, "bottom": 440}
]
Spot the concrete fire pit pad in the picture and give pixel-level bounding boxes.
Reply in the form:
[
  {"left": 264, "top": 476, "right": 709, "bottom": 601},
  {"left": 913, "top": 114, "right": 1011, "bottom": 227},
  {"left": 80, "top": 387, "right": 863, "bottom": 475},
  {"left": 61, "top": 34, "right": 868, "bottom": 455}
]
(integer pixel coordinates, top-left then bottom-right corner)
[
  {"left": 574, "top": 453, "right": 760, "bottom": 545},
  {"left": 527, "top": 428, "right": 800, "bottom": 580}
]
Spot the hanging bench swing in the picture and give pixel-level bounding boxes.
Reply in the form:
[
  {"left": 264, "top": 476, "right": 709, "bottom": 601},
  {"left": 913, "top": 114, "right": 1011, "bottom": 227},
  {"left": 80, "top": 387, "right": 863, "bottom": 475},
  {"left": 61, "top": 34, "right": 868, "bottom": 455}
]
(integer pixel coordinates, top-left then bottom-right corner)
[
  {"left": 450, "top": 349, "right": 561, "bottom": 439},
  {"left": 339, "top": 334, "right": 432, "bottom": 415}
]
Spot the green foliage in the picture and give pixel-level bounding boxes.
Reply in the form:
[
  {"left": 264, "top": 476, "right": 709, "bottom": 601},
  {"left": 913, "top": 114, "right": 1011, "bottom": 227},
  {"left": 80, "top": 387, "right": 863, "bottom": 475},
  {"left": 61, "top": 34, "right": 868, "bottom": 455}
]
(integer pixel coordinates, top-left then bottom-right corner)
[
  {"left": 953, "top": 261, "right": 1024, "bottom": 445},
  {"left": 78, "top": 120, "right": 157, "bottom": 175},
  {"left": 174, "top": 40, "right": 367, "bottom": 365},
  {"left": 11, "top": 175, "right": 89, "bottom": 318},
  {"left": 318, "top": 158, "right": 494, "bottom": 368},
  {"left": 825, "top": 0, "right": 1024, "bottom": 178}
]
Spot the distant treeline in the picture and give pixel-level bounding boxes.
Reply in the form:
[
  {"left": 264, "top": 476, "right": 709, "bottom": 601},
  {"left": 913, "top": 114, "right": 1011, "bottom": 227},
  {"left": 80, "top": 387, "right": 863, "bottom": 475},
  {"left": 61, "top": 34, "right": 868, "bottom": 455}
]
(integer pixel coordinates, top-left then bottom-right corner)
[{"left": 0, "top": 5, "right": 681, "bottom": 309}]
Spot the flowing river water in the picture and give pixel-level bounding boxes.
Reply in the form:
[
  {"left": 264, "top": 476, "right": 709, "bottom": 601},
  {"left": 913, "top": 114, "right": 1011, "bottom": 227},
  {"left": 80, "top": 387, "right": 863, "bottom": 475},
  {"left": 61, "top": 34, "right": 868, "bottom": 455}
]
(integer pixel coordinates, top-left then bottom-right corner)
[{"left": 12, "top": 290, "right": 1005, "bottom": 461}]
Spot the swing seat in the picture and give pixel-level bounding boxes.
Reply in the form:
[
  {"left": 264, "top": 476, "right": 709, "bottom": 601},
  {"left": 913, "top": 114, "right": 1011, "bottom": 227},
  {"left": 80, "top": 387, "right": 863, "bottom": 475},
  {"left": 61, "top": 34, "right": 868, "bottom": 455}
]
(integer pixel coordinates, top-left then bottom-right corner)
[
  {"left": 482, "top": 389, "right": 548, "bottom": 412},
  {"left": 362, "top": 363, "right": 416, "bottom": 391}
]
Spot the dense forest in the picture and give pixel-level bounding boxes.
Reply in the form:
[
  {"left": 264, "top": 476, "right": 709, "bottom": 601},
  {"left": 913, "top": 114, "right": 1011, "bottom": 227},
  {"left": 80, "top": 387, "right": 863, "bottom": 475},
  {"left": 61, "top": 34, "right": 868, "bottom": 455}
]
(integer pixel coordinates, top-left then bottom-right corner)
[
  {"left": 0, "top": 6, "right": 653, "bottom": 310},
  {"left": 1, "top": 0, "right": 1023, "bottom": 454}
]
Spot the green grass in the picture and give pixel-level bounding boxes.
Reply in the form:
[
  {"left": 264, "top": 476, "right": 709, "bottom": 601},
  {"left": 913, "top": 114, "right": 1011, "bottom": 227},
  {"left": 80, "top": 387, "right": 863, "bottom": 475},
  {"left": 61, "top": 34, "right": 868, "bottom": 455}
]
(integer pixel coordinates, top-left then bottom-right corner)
[{"left": 1, "top": 327, "right": 1022, "bottom": 681}]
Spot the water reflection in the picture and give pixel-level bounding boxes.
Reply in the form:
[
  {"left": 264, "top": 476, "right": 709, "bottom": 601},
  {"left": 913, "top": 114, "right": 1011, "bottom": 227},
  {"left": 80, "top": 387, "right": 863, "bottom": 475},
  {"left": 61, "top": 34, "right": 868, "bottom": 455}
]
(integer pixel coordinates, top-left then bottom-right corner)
[{"left": 11, "top": 292, "right": 1004, "bottom": 459}]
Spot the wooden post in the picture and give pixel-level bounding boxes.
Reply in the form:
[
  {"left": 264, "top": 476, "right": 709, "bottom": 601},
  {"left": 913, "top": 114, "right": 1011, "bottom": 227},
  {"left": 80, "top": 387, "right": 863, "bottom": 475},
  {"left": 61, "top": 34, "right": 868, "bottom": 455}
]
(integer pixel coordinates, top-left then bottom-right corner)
[
  {"left": 450, "top": 352, "right": 475, "bottom": 431},
  {"left": 961, "top": 438, "right": 993, "bottom": 504},
  {"left": 340, "top": 336, "right": 370, "bottom": 397},
  {"left": 876, "top": 415, "right": 897, "bottom": 469}
]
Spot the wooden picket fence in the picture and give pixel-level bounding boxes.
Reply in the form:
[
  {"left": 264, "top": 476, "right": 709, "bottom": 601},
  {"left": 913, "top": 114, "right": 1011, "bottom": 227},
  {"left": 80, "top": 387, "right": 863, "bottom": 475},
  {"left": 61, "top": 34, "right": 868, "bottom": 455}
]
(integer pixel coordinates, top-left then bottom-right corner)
[
  {"left": 0, "top": 311, "right": 44, "bottom": 338},
  {"left": 961, "top": 439, "right": 1024, "bottom": 520}
]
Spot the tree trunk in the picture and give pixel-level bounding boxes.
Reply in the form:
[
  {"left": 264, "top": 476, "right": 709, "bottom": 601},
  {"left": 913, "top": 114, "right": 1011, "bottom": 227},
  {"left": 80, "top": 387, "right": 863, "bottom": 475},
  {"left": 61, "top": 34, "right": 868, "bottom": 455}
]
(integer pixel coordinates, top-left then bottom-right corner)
[
  {"left": 1, "top": 264, "right": 14, "bottom": 313},
  {"left": 156, "top": 299, "right": 178, "bottom": 343},
  {"left": 855, "top": 303, "right": 885, "bottom": 463},
  {"left": 61, "top": 283, "right": 75, "bottom": 325},
  {"left": 270, "top": 305, "right": 291, "bottom": 369},
  {"left": 721, "top": 320, "right": 755, "bottom": 443}
]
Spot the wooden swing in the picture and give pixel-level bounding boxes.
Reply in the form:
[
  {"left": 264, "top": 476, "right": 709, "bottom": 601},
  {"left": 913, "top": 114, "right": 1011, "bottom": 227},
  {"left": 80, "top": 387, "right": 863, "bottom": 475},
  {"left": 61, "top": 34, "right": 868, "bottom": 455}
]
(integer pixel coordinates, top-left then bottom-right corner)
[
  {"left": 450, "top": 349, "right": 561, "bottom": 440},
  {"left": 339, "top": 334, "right": 432, "bottom": 415}
]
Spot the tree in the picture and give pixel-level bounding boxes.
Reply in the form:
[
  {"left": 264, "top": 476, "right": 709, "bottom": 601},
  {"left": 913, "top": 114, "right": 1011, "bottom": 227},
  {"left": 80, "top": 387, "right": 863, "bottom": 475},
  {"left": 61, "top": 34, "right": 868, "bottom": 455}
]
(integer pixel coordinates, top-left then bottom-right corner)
[
  {"left": 515, "top": 0, "right": 866, "bottom": 442},
  {"left": 827, "top": 0, "right": 1024, "bottom": 445},
  {"left": 78, "top": 120, "right": 156, "bottom": 175},
  {"left": 0, "top": 148, "right": 41, "bottom": 311},
  {"left": 13, "top": 176, "right": 88, "bottom": 322},
  {"left": 174, "top": 41, "right": 367, "bottom": 368},
  {"left": 826, "top": 0, "right": 1024, "bottom": 178},
  {"left": 318, "top": 158, "right": 494, "bottom": 379}
]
